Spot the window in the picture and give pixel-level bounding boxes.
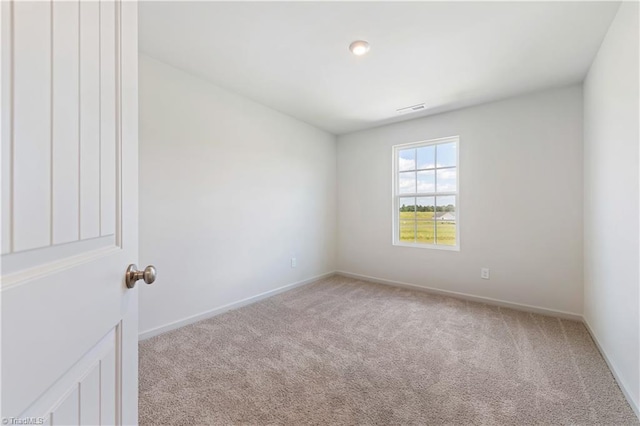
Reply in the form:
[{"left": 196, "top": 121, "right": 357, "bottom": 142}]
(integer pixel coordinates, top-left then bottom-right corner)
[{"left": 392, "top": 136, "right": 459, "bottom": 250}]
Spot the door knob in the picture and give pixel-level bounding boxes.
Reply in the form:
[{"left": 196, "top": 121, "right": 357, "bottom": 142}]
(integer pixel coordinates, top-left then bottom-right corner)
[{"left": 125, "top": 264, "right": 157, "bottom": 288}]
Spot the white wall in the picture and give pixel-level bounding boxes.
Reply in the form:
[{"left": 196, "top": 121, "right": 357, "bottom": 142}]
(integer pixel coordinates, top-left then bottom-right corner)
[
  {"left": 583, "top": 2, "right": 639, "bottom": 414},
  {"left": 337, "top": 86, "right": 584, "bottom": 316},
  {"left": 138, "top": 55, "right": 337, "bottom": 337}
]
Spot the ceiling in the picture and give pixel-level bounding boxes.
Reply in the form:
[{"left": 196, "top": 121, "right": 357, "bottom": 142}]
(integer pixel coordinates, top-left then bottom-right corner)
[{"left": 139, "top": 1, "right": 619, "bottom": 135}]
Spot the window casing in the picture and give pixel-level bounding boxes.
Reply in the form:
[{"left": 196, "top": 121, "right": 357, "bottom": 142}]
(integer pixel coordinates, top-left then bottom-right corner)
[{"left": 392, "top": 136, "right": 459, "bottom": 250}]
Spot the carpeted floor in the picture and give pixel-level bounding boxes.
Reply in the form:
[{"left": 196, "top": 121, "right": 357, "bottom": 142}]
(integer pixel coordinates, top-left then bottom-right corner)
[{"left": 139, "top": 275, "right": 638, "bottom": 425}]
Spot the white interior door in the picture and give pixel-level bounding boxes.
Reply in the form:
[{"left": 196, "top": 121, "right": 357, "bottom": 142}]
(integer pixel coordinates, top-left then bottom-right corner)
[{"left": 1, "top": 1, "right": 139, "bottom": 424}]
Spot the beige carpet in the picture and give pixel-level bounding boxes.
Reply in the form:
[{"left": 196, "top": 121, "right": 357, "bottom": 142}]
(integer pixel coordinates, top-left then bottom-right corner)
[{"left": 139, "top": 275, "right": 638, "bottom": 425}]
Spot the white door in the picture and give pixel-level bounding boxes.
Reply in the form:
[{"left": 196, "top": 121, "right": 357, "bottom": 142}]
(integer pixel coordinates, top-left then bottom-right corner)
[{"left": 1, "top": 1, "right": 140, "bottom": 424}]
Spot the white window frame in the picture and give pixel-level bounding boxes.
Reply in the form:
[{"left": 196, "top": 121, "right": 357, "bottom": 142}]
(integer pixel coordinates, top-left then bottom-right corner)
[{"left": 392, "top": 136, "right": 460, "bottom": 251}]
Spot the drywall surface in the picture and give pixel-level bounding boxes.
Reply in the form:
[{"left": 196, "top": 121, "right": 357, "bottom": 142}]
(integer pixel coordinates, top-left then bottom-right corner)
[
  {"left": 583, "top": 2, "right": 639, "bottom": 413},
  {"left": 138, "top": 55, "right": 337, "bottom": 335},
  {"left": 337, "top": 85, "right": 584, "bottom": 315}
]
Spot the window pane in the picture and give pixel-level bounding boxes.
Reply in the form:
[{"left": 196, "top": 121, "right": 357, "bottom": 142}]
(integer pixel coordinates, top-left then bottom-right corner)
[
  {"left": 436, "top": 168, "right": 456, "bottom": 192},
  {"left": 436, "top": 195, "right": 455, "bottom": 212},
  {"left": 398, "top": 149, "right": 416, "bottom": 171},
  {"left": 399, "top": 197, "right": 415, "bottom": 242},
  {"left": 416, "top": 196, "right": 434, "bottom": 213},
  {"left": 416, "top": 196, "right": 435, "bottom": 244},
  {"left": 435, "top": 195, "right": 456, "bottom": 246},
  {"left": 436, "top": 142, "right": 456, "bottom": 167},
  {"left": 399, "top": 171, "right": 416, "bottom": 194},
  {"left": 417, "top": 170, "right": 435, "bottom": 193},
  {"left": 400, "top": 220, "right": 416, "bottom": 242},
  {"left": 399, "top": 197, "right": 416, "bottom": 213},
  {"left": 417, "top": 145, "right": 435, "bottom": 169}
]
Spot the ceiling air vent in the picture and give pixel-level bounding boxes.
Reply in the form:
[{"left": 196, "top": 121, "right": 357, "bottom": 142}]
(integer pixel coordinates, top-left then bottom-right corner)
[{"left": 396, "top": 103, "right": 426, "bottom": 115}]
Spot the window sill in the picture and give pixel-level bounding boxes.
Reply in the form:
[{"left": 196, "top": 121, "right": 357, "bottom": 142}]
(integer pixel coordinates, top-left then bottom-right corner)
[{"left": 392, "top": 241, "right": 460, "bottom": 251}]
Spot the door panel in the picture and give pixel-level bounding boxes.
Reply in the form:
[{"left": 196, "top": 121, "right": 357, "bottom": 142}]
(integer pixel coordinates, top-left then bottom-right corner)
[
  {"left": 79, "top": 0, "right": 101, "bottom": 241},
  {"left": 79, "top": 365, "right": 101, "bottom": 425},
  {"left": 1, "top": 1, "right": 138, "bottom": 424},
  {"left": 18, "top": 328, "right": 118, "bottom": 425},
  {"left": 0, "top": 0, "right": 10, "bottom": 256},
  {"left": 100, "top": 0, "right": 117, "bottom": 238},
  {"left": 12, "top": 0, "right": 51, "bottom": 252},
  {"left": 52, "top": 387, "right": 79, "bottom": 426},
  {"left": 5, "top": 0, "right": 120, "bottom": 260},
  {"left": 52, "top": 0, "right": 80, "bottom": 246}
]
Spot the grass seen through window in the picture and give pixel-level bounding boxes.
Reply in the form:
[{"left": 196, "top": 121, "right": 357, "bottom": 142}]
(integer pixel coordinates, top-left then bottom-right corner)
[{"left": 399, "top": 207, "right": 456, "bottom": 246}]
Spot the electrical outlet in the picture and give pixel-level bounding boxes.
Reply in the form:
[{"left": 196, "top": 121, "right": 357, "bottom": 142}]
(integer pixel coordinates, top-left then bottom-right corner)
[
  {"left": 481, "top": 268, "right": 490, "bottom": 280},
  {"left": 291, "top": 257, "right": 297, "bottom": 268}
]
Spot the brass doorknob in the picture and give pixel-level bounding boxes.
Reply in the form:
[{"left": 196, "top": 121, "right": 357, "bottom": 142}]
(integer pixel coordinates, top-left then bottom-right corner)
[{"left": 125, "top": 264, "right": 157, "bottom": 288}]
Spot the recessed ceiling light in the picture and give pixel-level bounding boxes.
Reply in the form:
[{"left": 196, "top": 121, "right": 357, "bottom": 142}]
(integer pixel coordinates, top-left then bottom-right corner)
[{"left": 349, "top": 40, "right": 370, "bottom": 56}]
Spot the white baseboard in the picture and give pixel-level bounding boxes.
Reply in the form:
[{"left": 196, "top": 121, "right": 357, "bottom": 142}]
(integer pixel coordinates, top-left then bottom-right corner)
[
  {"left": 583, "top": 319, "right": 640, "bottom": 420},
  {"left": 138, "top": 271, "right": 335, "bottom": 341},
  {"left": 335, "top": 270, "right": 583, "bottom": 321}
]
